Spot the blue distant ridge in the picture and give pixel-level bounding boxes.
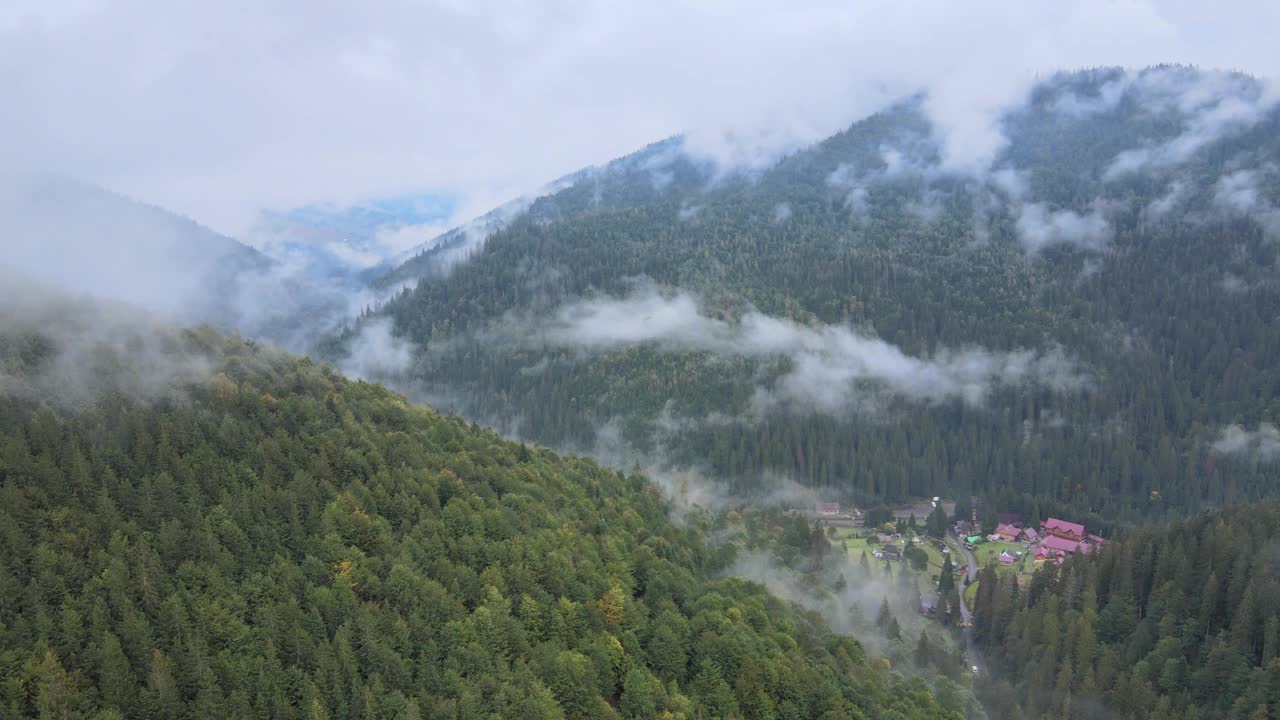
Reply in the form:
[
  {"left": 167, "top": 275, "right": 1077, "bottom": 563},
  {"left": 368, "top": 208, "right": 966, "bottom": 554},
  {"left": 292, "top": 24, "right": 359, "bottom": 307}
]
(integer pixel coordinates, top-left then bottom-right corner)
[
  {"left": 277, "top": 193, "right": 456, "bottom": 243},
  {"left": 253, "top": 192, "right": 457, "bottom": 279}
]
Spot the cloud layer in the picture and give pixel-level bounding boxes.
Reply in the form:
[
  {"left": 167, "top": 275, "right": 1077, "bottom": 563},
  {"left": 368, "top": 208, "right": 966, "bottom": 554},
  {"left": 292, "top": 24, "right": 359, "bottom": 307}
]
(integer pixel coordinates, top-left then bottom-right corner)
[
  {"left": 1105, "top": 69, "right": 1279, "bottom": 179},
  {"left": 0, "top": 271, "right": 218, "bottom": 407},
  {"left": 531, "top": 283, "right": 1083, "bottom": 414},
  {"left": 3, "top": 1, "right": 1278, "bottom": 235},
  {"left": 1213, "top": 423, "right": 1280, "bottom": 462}
]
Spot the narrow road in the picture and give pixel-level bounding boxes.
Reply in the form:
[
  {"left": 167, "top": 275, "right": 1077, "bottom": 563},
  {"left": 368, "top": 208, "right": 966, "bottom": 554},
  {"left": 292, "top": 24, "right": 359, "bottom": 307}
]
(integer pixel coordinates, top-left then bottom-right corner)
[{"left": 947, "top": 530, "right": 982, "bottom": 671}]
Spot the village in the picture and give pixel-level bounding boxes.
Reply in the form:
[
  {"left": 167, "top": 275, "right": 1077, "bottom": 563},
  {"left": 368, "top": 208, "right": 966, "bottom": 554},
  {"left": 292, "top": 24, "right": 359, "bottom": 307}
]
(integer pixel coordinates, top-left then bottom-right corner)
[{"left": 808, "top": 499, "right": 1105, "bottom": 624}]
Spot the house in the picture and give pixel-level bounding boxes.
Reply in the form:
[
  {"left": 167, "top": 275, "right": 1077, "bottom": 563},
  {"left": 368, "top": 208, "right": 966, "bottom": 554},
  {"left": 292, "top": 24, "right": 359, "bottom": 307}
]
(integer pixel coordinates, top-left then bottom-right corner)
[
  {"left": 998, "top": 551, "right": 1016, "bottom": 566},
  {"left": 881, "top": 545, "right": 902, "bottom": 560},
  {"left": 1035, "top": 545, "right": 1066, "bottom": 566},
  {"left": 1020, "top": 527, "right": 1039, "bottom": 543},
  {"left": 995, "top": 523, "right": 1021, "bottom": 543},
  {"left": 1041, "top": 535, "right": 1080, "bottom": 554},
  {"left": 1087, "top": 533, "right": 1107, "bottom": 546},
  {"left": 965, "top": 535, "right": 983, "bottom": 545},
  {"left": 877, "top": 534, "right": 895, "bottom": 545},
  {"left": 815, "top": 502, "right": 841, "bottom": 516},
  {"left": 1041, "top": 518, "right": 1086, "bottom": 542}
]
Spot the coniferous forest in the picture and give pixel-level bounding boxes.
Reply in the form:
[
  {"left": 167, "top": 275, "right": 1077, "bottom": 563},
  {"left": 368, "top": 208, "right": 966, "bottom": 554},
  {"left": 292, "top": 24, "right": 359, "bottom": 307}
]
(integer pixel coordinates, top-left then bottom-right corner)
[
  {"left": 0, "top": 315, "right": 961, "bottom": 719},
  {"left": 972, "top": 503, "right": 1280, "bottom": 720}
]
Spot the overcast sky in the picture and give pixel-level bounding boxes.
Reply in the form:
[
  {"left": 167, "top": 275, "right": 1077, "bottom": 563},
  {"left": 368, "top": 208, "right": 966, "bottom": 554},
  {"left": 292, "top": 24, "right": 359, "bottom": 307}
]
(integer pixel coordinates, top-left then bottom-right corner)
[{"left": 2, "top": 0, "right": 1276, "bottom": 240}]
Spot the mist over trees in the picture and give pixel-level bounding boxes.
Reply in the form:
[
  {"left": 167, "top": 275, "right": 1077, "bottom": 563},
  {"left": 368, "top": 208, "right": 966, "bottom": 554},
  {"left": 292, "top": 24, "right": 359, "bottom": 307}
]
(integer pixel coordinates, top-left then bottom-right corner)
[{"left": 344, "top": 67, "right": 1280, "bottom": 529}]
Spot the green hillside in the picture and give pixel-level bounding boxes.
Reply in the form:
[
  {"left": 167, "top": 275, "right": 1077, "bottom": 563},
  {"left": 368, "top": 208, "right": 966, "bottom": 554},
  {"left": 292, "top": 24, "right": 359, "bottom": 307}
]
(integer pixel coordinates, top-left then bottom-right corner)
[{"left": 0, "top": 304, "right": 961, "bottom": 719}]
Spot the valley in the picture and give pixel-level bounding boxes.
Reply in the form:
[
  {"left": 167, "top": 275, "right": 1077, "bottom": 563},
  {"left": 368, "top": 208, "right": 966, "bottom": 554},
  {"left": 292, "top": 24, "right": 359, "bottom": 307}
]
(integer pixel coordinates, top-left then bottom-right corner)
[{"left": 3, "top": 43, "right": 1279, "bottom": 720}]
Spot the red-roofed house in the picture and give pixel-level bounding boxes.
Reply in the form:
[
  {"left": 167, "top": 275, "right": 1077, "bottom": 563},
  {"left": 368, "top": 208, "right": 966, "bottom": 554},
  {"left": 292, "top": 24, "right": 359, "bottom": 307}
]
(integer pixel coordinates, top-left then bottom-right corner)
[
  {"left": 1042, "top": 535, "right": 1080, "bottom": 554},
  {"left": 995, "top": 524, "right": 1021, "bottom": 543},
  {"left": 1035, "top": 545, "right": 1067, "bottom": 566},
  {"left": 1041, "top": 518, "right": 1086, "bottom": 542},
  {"left": 1021, "top": 527, "right": 1039, "bottom": 543},
  {"left": 815, "top": 502, "right": 840, "bottom": 516},
  {"left": 998, "top": 551, "right": 1016, "bottom": 565},
  {"left": 1087, "top": 533, "right": 1106, "bottom": 546}
]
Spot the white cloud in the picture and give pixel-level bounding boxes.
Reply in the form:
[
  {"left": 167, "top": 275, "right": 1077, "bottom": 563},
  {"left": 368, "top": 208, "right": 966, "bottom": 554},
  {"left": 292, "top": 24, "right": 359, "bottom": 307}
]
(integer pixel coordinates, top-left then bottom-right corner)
[
  {"left": 1105, "top": 69, "right": 1279, "bottom": 179},
  {"left": 1015, "top": 202, "right": 1113, "bottom": 254},
  {"left": 772, "top": 202, "right": 792, "bottom": 224},
  {"left": 1213, "top": 423, "right": 1280, "bottom": 462},
  {"left": 2, "top": 1, "right": 1277, "bottom": 236},
  {"left": 338, "top": 317, "right": 416, "bottom": 383},
  {"left": 0, "top": 270, "right": 219, "bottom": 408},
  {"left": 990, "top": 168, "right": 1030, "bottom": 199},
  {"left": 1051, "top": 73, "right": 1135, "bottom": 117},
  {"left": 1213, "top": 167, "right": 1280, "bottom": 238},
  {"left": 534, "top": 283, "right": 1084, "bottom": 414},
  {"left": 1146, "top": 179, "right": 1189, "bottom": 219}
]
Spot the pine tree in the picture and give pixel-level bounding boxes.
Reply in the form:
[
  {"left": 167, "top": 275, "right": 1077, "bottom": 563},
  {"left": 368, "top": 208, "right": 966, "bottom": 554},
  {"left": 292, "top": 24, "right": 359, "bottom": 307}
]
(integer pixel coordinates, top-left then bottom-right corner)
[
  {"left": 914, "top": 631, "right": 932, "bottom": 668},
  {"left": 97, "top": 631, "right": 135, "bottom": 714},
  {"left": 143, "top": 649, "right": 181, "bottom": 720},
  {"left": 876, "top": 597, "right": 893, "bottom": 630},
  {"left": 938, "top": 554, "right": 956, "bottom": 595}
]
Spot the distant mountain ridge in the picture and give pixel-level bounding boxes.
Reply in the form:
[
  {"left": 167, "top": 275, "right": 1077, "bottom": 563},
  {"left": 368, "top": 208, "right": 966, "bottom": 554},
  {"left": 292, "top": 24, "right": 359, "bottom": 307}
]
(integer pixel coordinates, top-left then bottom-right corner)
[
  {"left": 1, "top": 174, "right": 362, "bottom": 353},
  {"left": 253, "top": 192, "right": 457, "bottom": 279},
  {"left": 2, "top": 173, "right": 270, "bottom": 316}
]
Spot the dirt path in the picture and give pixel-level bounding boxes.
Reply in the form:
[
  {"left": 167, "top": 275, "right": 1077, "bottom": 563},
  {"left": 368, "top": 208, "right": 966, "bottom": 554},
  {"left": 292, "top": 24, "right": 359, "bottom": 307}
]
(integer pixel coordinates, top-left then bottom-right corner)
[{"left": 948, "top": 530, "right": 982, "bottom": 671}]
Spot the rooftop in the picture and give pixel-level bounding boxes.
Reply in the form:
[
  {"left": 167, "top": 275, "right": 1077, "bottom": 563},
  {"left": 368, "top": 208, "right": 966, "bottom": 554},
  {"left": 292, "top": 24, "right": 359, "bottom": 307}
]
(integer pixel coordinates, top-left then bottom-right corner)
[
  {"left": 1042, "top": 517, "right": 1086, "bottom": 537},
  {"left": 1042, "top": 535, "right": 1080, "bottom": 553}
]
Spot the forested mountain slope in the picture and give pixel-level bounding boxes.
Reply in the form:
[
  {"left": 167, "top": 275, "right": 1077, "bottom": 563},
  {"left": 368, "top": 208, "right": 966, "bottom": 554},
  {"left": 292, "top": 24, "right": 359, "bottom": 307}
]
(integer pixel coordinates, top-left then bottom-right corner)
[
  {"left": 375, "top": 138, "right": 715, "bottom": 287},
  {"left": 358, "top": 66, "right": 1280, "bottom": 526},
  {"left": 0, "top": 287, "right": 961, "bottom": 720},
  {"left": 972, "top": 502, "right": 1280, "bottom": 720}
]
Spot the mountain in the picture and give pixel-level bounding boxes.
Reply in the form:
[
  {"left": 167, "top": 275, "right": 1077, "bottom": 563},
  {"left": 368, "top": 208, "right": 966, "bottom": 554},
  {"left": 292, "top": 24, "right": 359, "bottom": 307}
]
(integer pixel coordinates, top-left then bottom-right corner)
[
  {"left": 972, "top": 501, "right": 1280, "bottom": 720},
  {"left": 1, "top": 174, "right": 269, "bottom": 320},
  {"left": 0, "top": 175, "right": 370, "bottom": 353},
  {"left": 0, "top": 281, "right": 964, "bottom": 720},
  {"left": 253, "top": 193, "right": 456, "bottom": 281},
  {"left": 377, "top": 138, "right": 716, "bottom": 288},
  {"left": 353, "top": 66, "right": 1280, "bottom": 528}
]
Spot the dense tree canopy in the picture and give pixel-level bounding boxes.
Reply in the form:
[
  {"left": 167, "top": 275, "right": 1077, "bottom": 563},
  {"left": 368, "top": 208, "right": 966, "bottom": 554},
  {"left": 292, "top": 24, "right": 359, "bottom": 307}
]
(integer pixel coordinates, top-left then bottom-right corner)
[
  {"left": 973, "top": 503, "right": 1280, "bottom": 720},
  {"left": 0, "top": 322, "right": 960, "bottom": 719}
]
